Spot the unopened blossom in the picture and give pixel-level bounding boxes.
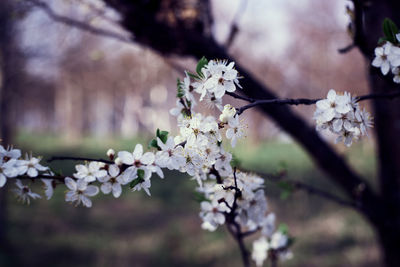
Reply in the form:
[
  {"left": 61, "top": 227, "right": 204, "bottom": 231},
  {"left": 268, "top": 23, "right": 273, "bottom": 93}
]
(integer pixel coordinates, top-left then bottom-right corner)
[
  {"left": 98, "top": 164, "right": 124, "bottom": 198},
  {"left": 12, "top": 179, "right": 41, "bottom": 204},
  {"left": 73, "top": 161, "right": 107, "bottom": 182},
  {"left": 65, "top": 177, "right": 99, "bottom": 208},
  {"left": 17, "top": 154, "right": 48, "bottom": 177}
]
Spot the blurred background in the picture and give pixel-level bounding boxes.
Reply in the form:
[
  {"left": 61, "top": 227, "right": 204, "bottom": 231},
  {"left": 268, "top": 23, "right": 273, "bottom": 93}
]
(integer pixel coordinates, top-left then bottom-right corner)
[{"left": 0, "top": 0, "right": 380, "bottom": 266}]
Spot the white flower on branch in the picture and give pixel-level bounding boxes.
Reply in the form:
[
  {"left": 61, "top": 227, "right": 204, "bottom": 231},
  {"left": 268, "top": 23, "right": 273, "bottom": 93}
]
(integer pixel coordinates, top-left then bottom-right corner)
[
  {"left": 314, "top": 89, "right": 372, "bottom": 146},
  {"left": 155, "top": 136, "right": 185, "bottom": 171},
  {"left": 17, "top": 154, "right": 48, "bottom": 177},
  {"left": 73, "top": 161, "right": 107, "bottom": 182},
  {"left": 0, "top": 145, "right": 21, "bottom": 160},
  {"left": 204, "top": 60, "right": 241, "bottom": 99},
  {"left": 0, "top": 159, "right": 19, "bottom": 187},
  {"left": 12, "top": 179, "right": 41, "bottom": 204},
  {"left": 226, "top": 115, "right": 246, "bottom": 147},
  {"left": 252, "top": 237, "right": 269, "bottom": 267},
  {"left": 199, "top": 200, "right": 227, "bottom": 231},
  {"left": 98, "top": 164, "right": 125, "bottom": 198},
  {"left": 65, "top": 177, "right": 99, "bottom": 208},
  {"left": 372, "top": 42, "right": 393, "bottom": 75}
]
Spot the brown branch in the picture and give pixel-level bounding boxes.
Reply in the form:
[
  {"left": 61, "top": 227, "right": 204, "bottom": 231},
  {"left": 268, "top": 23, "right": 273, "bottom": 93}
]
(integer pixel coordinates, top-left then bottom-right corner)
[
  {"left": 15, "top": 174, "right": 68, "bottom": 181},
  {"left": 231, "top": 90, "right": 400, "bottom": 115},
  {"left": 26, "top": 0, "right": 132, "bottom": 44},
  {"left": 47, "top": 156, "right": 113, "bottom": 164}
]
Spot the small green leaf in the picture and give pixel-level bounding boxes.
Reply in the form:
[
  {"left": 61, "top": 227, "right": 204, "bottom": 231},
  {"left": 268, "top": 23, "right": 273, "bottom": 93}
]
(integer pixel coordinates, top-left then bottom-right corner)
[
  {"left": 378, "top": 37, "right": 389, "bottom": 44},
  {"left": 194, "top": 192, "right": 208, "bottom": 203},
  {"left": 383, "top": 18, "right": 399, "bottom": 43},
  {"left": 156, "top": 129, "right": 169, "bottom": 144},
  {"left": 129, "top": 177, "right": 145, "bottom": 189},
  {"left": 176, "top": 78, "right": 184, "bottom": 98},
  {"left": 187, "top": 71, "right": 200, "bottom": 80},
  {"left": 277, "top": 181, "right": 294, "bottom": 200},
  {"left": 196, "top": 56, "right": 208, "bottom": 77},
  {"left": 137, "top": 169, "right": 145, "bottom": 180},
  {"left": 278, "top": 223, "right": 289, "bottom": 235},
  {"left": 148, "top": 139, "right": 158, "bottom": 149}
]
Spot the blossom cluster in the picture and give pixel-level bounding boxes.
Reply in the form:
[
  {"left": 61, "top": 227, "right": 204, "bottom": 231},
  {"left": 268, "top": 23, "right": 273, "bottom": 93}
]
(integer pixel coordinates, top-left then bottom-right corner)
[
  {"left": 314, "top": 89, "right": 373, "bottom": 147},
  {"left": 2, "top": 58, "right": 291, "bottom": 266},
  {"left": 372, "top": 37, "right": 400, "bottom": 83}
]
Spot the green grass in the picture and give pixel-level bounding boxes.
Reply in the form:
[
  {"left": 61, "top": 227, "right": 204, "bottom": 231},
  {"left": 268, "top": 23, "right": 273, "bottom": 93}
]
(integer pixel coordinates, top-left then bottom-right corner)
[{"left": 0, "top": 133, "right": 382, "bottom": 267}]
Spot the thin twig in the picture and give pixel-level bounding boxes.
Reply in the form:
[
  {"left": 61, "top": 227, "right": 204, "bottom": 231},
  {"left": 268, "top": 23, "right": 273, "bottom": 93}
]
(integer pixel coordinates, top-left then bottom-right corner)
[
  {"left": 47, "top": 156, "right": 113, "bottom": 164},
  {"left": 228, "top": 90, "right": 400, "bottom": 115},
  {"left": 26, "top": 0, "right": 132, "bottom": 44},
  {"left": 225, "top": 0, "right": 248, "bottom": 48}
]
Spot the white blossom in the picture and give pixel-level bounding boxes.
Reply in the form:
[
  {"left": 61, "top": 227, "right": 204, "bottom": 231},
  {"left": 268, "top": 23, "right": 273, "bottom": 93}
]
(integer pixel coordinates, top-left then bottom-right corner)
[
  {"left": 98, "top": 164, "right": 124, "bottom": 198},
  {"left": 12, "top": 179, "right": 41, "bottom": 204},
  {"left": 226, "top": 115, "right": 246, "bottom": 147},
  {"left": 73, "top": 161, "right": 107, "bottom": 182},
  {"left": 65, "top": 177, "right": 99, "bottom": 208},
  {"left": 372, "top": 42, "right": 392, "bottom": 75}
]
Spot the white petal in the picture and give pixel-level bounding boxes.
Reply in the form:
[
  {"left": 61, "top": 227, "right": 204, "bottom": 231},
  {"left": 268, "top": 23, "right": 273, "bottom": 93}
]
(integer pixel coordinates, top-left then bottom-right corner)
[
  {"left": 112, "top": 183, "right": 122, "bottom": 198},
  {"left": 118, "top": 151, "right": 134, "bottom": 165},
  {"left": 101, "top": 182, "right": 112, "bottom": 194},
  {"left": 65, "top": 177, "right": 77, "bottom": 191},
  {"left": 80, "top": 195, "right": 92, "bottom": 208},
  {"left": 327, "top": 89, "right": 336, "bottom": 101},
  {"left": 85, "top": 185, "right": 99, "bottom": 197},
  {"left": 133, "top": 144, "right": 143, "bottom": 159},
  {"left": 27, "top": 168, "right": 38, "bottom": 177},
  {"left": 381, "top": 61, "right": 390, "bottom": 75},
  {"left": 140, "top": 152, "right": 155, "bottom": 165}
]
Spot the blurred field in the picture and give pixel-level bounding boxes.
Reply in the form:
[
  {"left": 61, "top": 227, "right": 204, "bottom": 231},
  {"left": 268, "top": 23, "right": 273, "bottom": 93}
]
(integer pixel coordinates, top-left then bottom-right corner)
[{"left": 1, "top": 133, "right": 381, "bottom": 267}]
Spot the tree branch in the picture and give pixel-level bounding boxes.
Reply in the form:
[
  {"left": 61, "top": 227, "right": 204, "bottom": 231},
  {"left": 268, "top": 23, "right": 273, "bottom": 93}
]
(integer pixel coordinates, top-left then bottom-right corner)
[
  {"left": 47, "top": 156, "right": 113, "bottom": 164},
  {"left": 26, "top": 0, "right": 132, "bottom": 44},
  {"left": 230, "top": 89, "right": 400, "bottom": 115}
]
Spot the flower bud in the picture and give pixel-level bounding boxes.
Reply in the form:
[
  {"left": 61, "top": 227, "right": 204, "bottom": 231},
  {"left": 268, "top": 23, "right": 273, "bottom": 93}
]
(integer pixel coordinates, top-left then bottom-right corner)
[{"left": 107, "top": 148, "right": 115, "bottom": 160}]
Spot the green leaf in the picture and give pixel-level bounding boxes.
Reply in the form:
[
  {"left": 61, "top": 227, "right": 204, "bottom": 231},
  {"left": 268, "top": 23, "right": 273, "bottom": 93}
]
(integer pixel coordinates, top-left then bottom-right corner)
[
  {"left": 378, "top": 37, "right": 389, "bottom": 44},
  {"left": 156, "top": 129, "right": 169, "bottom": 144},
  {"left": 277, "top": 181, "right": 294, "bottom": 200},
  {"left": 383, "top": 18, "right": 399, "bottom": 43},
  {"left": 176, "top": 78, "right": 185, "bottom": 98},
  {"left": 196, "top": 56, "right": 208, "bottom": 77},
  {"left": 193, "top": 192, "right": 208, "bottom": 203},
  {"left": 148, "top": 139, "right": 158, "bottom": 149},
  {"left": 187, "top": 71, "right": 200, "bottom": 80},
  {"left": 278, "top": 223, "right": 289, "bottom": 235},
  {"left": 129, "top": 176, "right": 145, "bottom": 189}
]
